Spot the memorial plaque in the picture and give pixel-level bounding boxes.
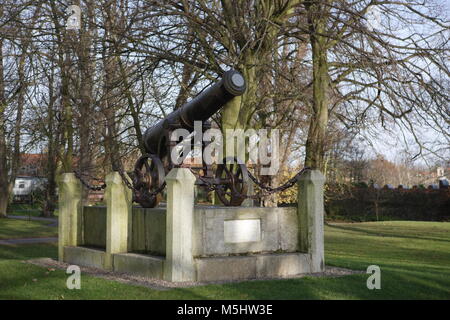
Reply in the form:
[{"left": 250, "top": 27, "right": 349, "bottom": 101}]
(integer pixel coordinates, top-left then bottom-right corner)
[{"left": 224, "top": 219, "right": 261, "bottom": 243}]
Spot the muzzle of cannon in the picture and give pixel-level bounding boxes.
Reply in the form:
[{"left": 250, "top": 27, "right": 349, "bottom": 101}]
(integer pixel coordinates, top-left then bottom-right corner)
[{"left": 133, "top": 70, "right": 249, "bottom": 208}]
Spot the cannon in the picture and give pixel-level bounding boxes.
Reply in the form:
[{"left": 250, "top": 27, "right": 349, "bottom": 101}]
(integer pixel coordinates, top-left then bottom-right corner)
[{"left": 133, "top": 70, "right": 249, "bottom": 208}]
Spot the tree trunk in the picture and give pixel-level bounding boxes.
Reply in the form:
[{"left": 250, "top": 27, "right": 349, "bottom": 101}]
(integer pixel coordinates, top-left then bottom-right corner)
[
  {"left": 304, "top": 5, "right": 329, "bottom": 171},
  {"left": 76, "top": 0, "right": 95, "bottom": 203},
  {"left": 0, "top": 36, "right": 8, "bottom": 218},
  {"left": 102, "top": 3, "right": 122, "bottom": 172},
  {"left": 50, "top": 0, "right": 74, "bottom": 173},
  {"left": 117, "top": 58, "right": 146, "bottom": 154},
  {"left": 221, "top": 53, "right": 257, "bottom": 159},
  {"left": 7, "top": 45, "right": 27, "bottom": 204},
  {"left": 43, "top": 65, "right": 57, "bottom": 217}
]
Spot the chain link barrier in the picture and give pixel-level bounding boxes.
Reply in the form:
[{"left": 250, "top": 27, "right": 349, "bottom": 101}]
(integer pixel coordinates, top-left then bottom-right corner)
[
  {"left": 73, "top": 170, "right": 106, "bottom": 191},
  {"left": 73, "top": 163, "right": 165, "bottom": 204},
  {"left": 116, "top": 164, "right": 167, "bottom": 202},
  {"left": 247, "top": 167, "right": 311, "bottom": 195},
  {"left": 74, "top": 163, "right": 310, "bottom": 201},
  {"left": 191, "top": 167, "right": 311, "bottom": 199}
]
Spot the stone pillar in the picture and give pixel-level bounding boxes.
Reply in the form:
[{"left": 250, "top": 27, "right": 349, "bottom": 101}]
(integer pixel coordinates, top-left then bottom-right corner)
[
  {"left": 242, "top": 180, "right": 255, "bottom": 207},
  {"left": 194, "top": 185, "right": 199, "bottom": 204},
  {"left": 58, "top": 173, "right": 82, "bottom": 262},
  {"left": 164, "top": 168, "right": 196, "bottom": 282},
  {"left": 104, "top": 172, "right": 132, "bottom": 270},
  {"left": 297, "top": 169, "right": 325, "bottom": 273}
]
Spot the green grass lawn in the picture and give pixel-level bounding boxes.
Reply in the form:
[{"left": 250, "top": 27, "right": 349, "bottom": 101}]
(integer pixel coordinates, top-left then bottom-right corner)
[
  {"left": 0, "top": 221, "right": 449, "bottom": 299},
  {"left": 0, "top": 219, "right": 57, "bottom": 239}
]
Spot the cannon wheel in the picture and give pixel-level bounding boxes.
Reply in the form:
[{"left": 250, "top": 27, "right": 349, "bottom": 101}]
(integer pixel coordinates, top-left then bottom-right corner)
[
  {"left": 133, "top": 154, "right": 165, "bottom": 208},
  {"left": 215, "top": 157, "right": 249, "bottom": 206}
]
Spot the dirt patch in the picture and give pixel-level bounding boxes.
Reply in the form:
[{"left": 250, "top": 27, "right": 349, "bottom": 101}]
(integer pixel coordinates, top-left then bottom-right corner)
[{"left": 27, "top": 257, "right": 363, "bottom": 290}]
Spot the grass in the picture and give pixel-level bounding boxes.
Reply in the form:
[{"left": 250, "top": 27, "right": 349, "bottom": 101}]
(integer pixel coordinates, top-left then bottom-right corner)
[
  {"left": 0, "top": 221, "right": 449, "bottom": 299},
  {"left": 324, "top": 221, "right": 450, "bottom": 299},
  {"left": 7, "top": 203, "right": 42, "bottom": 217},
  {"left": 0, "top": 219, "right": 57, "bottom": 239}
]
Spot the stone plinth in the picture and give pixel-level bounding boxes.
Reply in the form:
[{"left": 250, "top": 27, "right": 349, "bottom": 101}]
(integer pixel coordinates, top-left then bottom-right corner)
[
  {"left": 104, "top": 172, "right": 132, "bottom": 270},
  {"left": 164, "top": 168, "right": 196, "bottom": 282},
  {"left": 298, "top": 170, "right": 325, "bottom": 272},
  {"left": 58, "top": 169, "right": 326, "bottom": 282},
  {"left": 58, "top": 173, "right": 82, "bottom": 262}
]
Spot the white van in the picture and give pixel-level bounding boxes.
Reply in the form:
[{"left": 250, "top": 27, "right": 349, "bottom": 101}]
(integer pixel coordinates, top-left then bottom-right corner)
[{"left": 13, "top": 176, "right": 47, "bottom": 203}]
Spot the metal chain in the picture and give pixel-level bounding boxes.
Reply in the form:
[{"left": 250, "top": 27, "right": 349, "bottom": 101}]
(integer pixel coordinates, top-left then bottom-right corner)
[
  {"left": 247, "top": 167, "right": 311, "bottom": 194},
  {"left": 73, "top": 170, "right": 106, "bottom": 191},
  {"left": 116, "top": 163, "right": 167, "bottom": 199},
  {"left": 116, "top": 166, "right": 136, "bottom": 191},
  {"left": 73, "top": 163, "right": 166, "bottom": 202},
  {"left": 191, "top": 167, "right": 311, "bottom": 199},
  {"left": 74, "top": 163, "right": 309, "bottom": 201}
]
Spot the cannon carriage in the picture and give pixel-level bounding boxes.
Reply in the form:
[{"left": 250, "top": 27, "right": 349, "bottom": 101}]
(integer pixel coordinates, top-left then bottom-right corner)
[{"left": 132, "top": 70, "right": 249, "bottom": 208}]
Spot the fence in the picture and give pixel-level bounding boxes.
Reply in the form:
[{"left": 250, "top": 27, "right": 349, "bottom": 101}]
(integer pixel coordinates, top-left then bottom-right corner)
[{"left": 325, "top": 184, "right": 450, "bottom": 221}]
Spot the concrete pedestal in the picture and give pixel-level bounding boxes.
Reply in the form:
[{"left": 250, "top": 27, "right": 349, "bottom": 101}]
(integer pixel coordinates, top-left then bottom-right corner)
[
  {"left": 57, "top": 173, "right": 82, "bottom": 262},
  {"left": 298, "top": 170, "right": 325, "bottom": 272},
  {"left": 104, "top": 172, "right": 132, "bottom": 270},
  {"left": 164, "top": 168, "right": 196, "bottom": 282},
  {"left": 59, "top": 169, "right": 326, "bottom": 282}
]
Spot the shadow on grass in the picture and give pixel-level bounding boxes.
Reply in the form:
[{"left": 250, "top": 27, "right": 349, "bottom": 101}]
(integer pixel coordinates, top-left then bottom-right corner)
[
  {"left": 0, "top": 243, "right": 58, "bottom": 260},
  {"left": 327, "top": 223, "right": 450, "bottom": 243},
  {"left": 2, "top": 220, "right": 449, "bottom": 300},
  {"left": 0, "top": 219, "right": 57, "bottom": 240}
]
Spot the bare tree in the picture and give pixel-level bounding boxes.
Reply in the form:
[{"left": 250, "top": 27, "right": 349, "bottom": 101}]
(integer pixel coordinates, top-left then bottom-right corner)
[
  {"left": 0, "top": 1, "right": 42, "bottom": 216},
  {"left": 294, "top": 0, "right": 449, "bottom": 169}
]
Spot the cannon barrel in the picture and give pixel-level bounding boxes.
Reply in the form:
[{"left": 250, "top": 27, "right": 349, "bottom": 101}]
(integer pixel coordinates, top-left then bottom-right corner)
[{"left": 143, "top": 69, "right": 246, "bottom": 157}]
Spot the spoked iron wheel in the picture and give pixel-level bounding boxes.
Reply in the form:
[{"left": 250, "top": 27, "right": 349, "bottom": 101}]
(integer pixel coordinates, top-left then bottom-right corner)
[
  {"left": 215, "top": 156, "right": 249, "bottom": 206},
  {"left": 133, "top": 154, "right": 165, "bottom": 208}
]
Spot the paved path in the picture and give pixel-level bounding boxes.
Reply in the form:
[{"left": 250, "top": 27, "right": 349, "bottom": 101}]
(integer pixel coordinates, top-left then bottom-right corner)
[
  {"left": 0, "top": 216, "right": 58, "bottom": 245},
  {"left": 0, "top": 237, "right": 58, "bottom": 245},
  {"left": 6, "top": 215, "right": 57, "bottom": 222},
  {"left": 6, "top": 215, "right": 58, "bottom": 227}
]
